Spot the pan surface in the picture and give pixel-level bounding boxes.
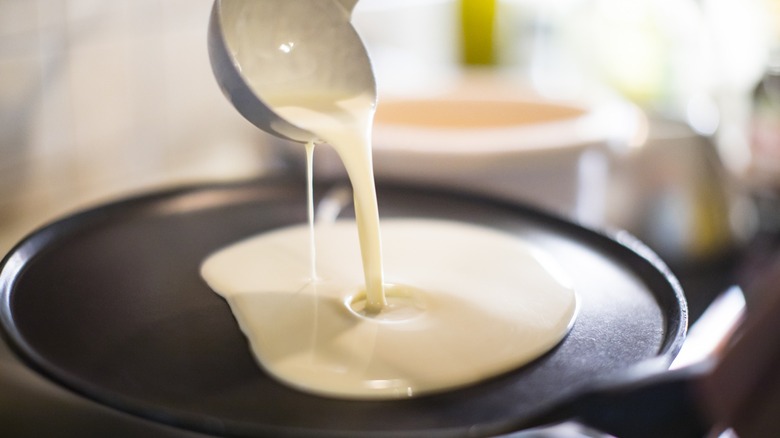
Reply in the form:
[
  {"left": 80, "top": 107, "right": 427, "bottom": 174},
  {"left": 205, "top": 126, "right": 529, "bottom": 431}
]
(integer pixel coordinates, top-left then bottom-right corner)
[{"left": 0, "top": 177, "right": 686, "bottom": 437}]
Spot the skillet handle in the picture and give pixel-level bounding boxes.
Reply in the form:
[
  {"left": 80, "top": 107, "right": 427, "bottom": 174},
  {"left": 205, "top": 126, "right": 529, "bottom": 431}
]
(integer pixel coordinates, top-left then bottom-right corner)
[
  {"left": 573, "top": 254, "right": 780, "bottom": 438},
  {"left": 561, "top": 362, "right": 711, "bottom": 438},
  {"left": 699, "top": 255, "right": 780, "bottom": 437},
  {"left": 506, "top": 361, "right": 711, "bottom": 438}
]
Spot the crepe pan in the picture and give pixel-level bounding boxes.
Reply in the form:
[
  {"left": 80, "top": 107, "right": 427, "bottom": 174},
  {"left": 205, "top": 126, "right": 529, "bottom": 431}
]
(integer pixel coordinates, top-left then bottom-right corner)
[{"left": 0, "top": 177, "right": 688, "bottom": 437}]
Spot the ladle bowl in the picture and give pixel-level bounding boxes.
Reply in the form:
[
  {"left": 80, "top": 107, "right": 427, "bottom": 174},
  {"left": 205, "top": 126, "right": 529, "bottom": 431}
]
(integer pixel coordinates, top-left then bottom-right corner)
[{"left": 207, "top": 0, "right": 376, "bottom": 143}]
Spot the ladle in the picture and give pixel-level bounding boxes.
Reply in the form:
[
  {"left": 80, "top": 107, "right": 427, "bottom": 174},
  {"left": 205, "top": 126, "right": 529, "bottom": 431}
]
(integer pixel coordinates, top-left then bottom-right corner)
[{"left": 207, "top": 0, "right": 376, "bottom": 143}]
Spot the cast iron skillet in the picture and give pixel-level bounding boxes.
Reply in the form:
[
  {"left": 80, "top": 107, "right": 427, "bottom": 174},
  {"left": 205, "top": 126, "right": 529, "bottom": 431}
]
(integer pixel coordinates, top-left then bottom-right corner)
[{"left": 0, "top": 177, "right": 687, "bottom": 437}]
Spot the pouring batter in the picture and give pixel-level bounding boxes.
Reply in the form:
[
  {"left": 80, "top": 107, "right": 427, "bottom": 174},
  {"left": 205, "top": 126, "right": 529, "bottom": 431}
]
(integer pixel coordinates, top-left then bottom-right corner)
[
  {"left": 202, "top": 219, "right": 577, "bottom": 398},
  {"left": 204, "top": 0, "right": 577, "bottom": 398}
]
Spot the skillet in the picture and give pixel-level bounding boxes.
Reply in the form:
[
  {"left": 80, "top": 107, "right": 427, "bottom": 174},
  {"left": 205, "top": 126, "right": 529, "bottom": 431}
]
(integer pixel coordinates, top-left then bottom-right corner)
[{"left": 0, "top": 177, "right": 687, "bottom": 437}]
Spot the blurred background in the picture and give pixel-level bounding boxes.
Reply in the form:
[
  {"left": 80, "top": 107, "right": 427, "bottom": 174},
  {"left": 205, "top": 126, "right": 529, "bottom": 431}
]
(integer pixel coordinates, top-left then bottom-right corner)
[
  {"left": 3, "top": 2, "right": 780, "bottom": 436},
  {"left": 2, "top": 0, "right": 780, "bottom": 320}
]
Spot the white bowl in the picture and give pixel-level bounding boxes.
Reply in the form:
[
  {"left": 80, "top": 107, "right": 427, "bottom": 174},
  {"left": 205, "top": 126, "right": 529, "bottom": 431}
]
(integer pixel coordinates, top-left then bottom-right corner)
[{"left": 312, "top": 92, "right": 645, "bottom": 221}]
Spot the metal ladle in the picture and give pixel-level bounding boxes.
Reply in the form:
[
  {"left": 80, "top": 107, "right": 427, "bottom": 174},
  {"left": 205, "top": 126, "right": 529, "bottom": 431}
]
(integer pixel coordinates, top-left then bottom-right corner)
[{"left": 207, "top": 0, "right": 376, "bottom": 143}]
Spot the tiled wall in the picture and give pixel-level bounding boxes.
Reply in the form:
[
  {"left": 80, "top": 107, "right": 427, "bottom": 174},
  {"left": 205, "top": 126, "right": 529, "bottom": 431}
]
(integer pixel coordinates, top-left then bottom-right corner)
[{"left": 0, "top": 0, "right": 273, "bottom": 252}]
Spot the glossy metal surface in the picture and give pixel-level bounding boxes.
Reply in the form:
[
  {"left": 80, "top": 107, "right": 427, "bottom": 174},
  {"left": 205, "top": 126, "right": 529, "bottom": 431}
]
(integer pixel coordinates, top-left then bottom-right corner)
[{"left": 207, "top": 0, "right": 376, "bottom": 143}]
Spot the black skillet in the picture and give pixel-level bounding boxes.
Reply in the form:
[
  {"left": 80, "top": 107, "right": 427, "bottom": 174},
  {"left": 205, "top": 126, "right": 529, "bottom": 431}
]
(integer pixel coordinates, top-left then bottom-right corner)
[{"left": 0, "top": 177, "right": 689, "bottom": 437}]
